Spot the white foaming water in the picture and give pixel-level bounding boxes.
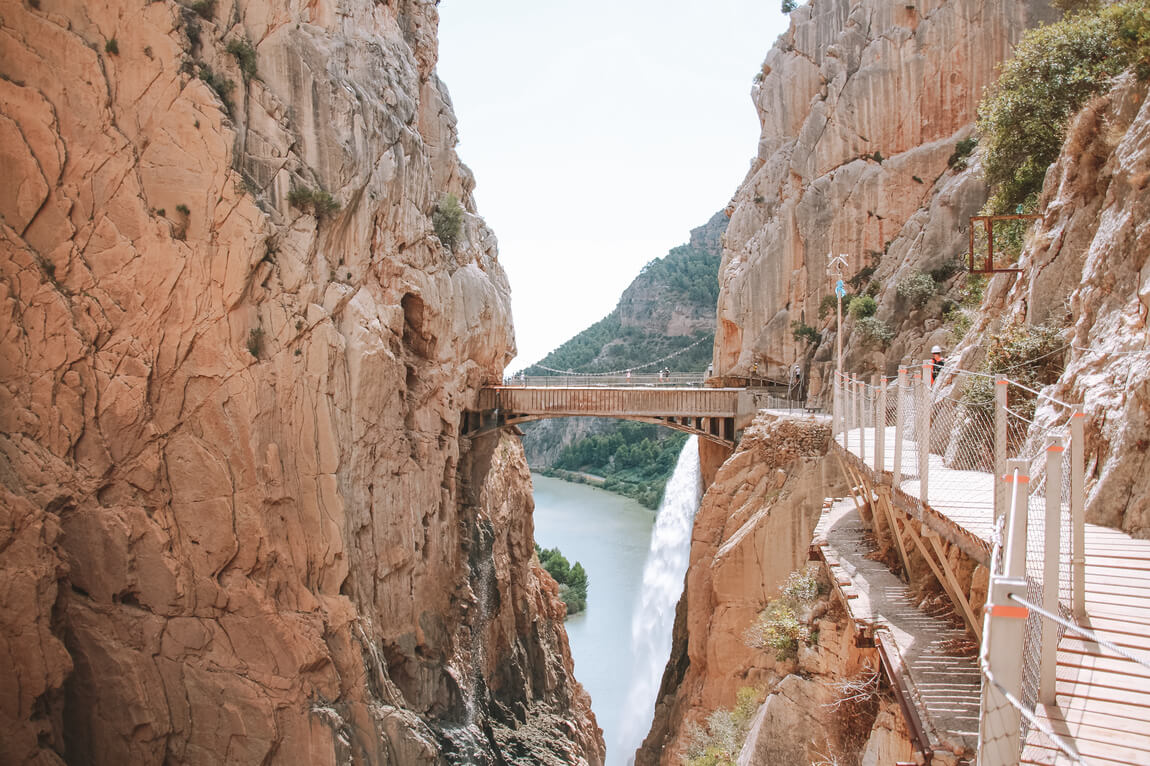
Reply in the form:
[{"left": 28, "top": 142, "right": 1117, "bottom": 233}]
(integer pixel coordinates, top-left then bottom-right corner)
[{"left": 615, "top": 436, "right": 703, "bottom": 764}]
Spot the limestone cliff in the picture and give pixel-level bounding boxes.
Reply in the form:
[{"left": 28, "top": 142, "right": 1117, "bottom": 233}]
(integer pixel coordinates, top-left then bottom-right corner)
[
  {"left": 634, "top": 415, "right": 835, "bottom": 764},
  {"left": 949, "top": 72, "right": 1150, "bottom": 537},
  {"left": 714, "top": 0, "right": 1055, "bottom": 399},
  {"left": 0, "top": 0, "right": 601, "bottom": 763}
]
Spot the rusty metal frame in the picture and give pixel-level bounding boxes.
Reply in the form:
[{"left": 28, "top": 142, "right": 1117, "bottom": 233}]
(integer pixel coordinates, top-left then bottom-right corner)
[{"left": 968, "top": 214, "right": 1041, "bottom": 274}]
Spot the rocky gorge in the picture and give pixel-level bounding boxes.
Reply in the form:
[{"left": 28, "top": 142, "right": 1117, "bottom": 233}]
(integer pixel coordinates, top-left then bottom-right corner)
[
  {"left": 637, "top": 0, "right": 1150, "bottom": 762},
  {"left": 0, "top": 0, "right": 600, "bottom": 763}
]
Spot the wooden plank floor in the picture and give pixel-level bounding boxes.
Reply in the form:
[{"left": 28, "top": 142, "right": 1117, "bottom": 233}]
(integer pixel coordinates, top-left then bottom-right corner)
[{"left": 834, "top": 427, "right": 1150, "bottom": 765}]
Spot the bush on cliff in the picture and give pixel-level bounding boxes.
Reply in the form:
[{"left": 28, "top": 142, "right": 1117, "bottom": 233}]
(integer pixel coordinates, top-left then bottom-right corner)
[
  {"left": 978, "top": 0, "right": 1150, "bottom": 210},
  {"left": 432, "top": 193, "right": 464, "bottom": 250},
  {"left": 536, "top": 545, "right": 588, "bottom": 615}
]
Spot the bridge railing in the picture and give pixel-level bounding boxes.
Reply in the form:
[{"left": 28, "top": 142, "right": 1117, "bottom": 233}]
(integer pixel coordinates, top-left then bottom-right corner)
[
  {"left": 831, "top": 363, "right": 1100, "bottom": 765},
  {"left": 501, "top": 373, "right": 709, "bottom": 388}
]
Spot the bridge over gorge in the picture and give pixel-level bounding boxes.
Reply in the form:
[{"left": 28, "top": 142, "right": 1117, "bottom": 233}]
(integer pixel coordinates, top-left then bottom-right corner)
[{"left": 461, "top": 373, "right": 804, "bottom": 448}]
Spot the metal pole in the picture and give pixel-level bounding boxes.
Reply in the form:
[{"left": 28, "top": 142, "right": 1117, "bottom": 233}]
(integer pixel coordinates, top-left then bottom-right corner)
[
  {"left": 1040, "top": 436, "right": 1063, "bottom": 705},
  {"left": 876, "top": 376, "right": 886, "bottom": 473},
  {"left": 859, "top": 377, "right": 867, "bottom": 466},
  {"left": 894, "top": 367, "right": 906, "bottom": 489},
  {"left": 917, "top": 361, "right": 930, "bottom": 505},
  {"left": 995, "top": 375, "right": 1008, "bottom": 526},
  {"left": 979, "top": 458, "right": 1031, "bottom": 766},
  {"left": 1071, "top": 409, "right": 1086, "bottom": 620}
]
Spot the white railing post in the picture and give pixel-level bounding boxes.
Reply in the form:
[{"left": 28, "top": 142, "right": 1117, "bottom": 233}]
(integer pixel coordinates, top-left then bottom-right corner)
[
  {"left": 859, "top": 378, "right": 867, "bottom": 466},
  {"left": 980, "top": 459, "right": 1031, "bottom": 766},
  {"left": 1071, "top": 409, "right": 1086, "bottom": 620},
  {"left": 1040, "top": 436, "right": 1064, "bottom": 705},
  {"left": 995, "top": 375, "right": 1008, "bottom": 525},
  {"left": 853, "top": 376, "right": 861, "bottom": 455},
  {"left": 917, "top": 361, "right": 930, "bottom": 504},
  {"left": 894, "top": 367, "right": 906, "bottom": 489},
  {"left": 876, "top": 376, "right": 886, "bottom": 473}
]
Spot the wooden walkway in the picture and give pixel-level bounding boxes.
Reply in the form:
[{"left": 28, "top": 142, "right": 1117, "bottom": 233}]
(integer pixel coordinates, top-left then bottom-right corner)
[
  {"left": 834, "top": 426, "right": 1150, "bottom": 765},
  {"left": 815, "top": 498, "right": 981, "bottom": 761}
]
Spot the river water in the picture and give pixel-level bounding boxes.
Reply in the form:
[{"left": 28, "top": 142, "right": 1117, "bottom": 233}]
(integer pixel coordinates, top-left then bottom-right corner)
[{"left": 532, "top": 437, "right": 701, "bottom": 765}]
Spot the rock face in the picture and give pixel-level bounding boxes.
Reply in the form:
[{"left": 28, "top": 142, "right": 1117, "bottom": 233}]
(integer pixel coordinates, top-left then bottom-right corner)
[
  {"left": 0, "top": 0, "right": 600, "bottom": 763},
  {"left": 951, "top": 73, "right": 1150, "bottom": 537},
  {"left": 635, "top": 415, "right": 834, "bottom": 764},
  {"left": 714, "top": 0, "right": 1055, "bottom": 397}
]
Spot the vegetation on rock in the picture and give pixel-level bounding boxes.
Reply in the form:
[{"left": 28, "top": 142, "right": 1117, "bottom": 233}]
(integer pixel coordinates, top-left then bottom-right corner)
[
  {"left": 288, "top": 186, "right": 340, "bottom": 218},
  {"left": 536, "top": 544, "right": 588, "bottom": 615},
  {"left": 746, "top": 568, "right": 822, "bottom": 660},
  {"left": 895, "top": 271, "right": 936, "bottom": 307},
  {"left": 978, "top": 0, "right": 1150, "bottom": 211},
  {"left": 227, "top": 37, "right": 257, "bottom": 81},
  {"left": 685, "top": 686, "right": 765, "bottom": 766},
  {"left": 432, "top": 193, "right": 464, "bottom": 250}
]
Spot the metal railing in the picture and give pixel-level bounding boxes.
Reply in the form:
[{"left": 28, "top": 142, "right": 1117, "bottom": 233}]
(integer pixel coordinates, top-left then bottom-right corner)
[
  {"left": 500, "top": 372, "right": 709, "bottom": 388},
  {"left": 828, "top": 361, "right": 1150, "bottom": 764}
]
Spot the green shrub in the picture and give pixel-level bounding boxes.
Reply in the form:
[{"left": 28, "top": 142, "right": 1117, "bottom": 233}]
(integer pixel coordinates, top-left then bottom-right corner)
[
  {"left": 432, "top": 193, "right": 464, "bottom": 250},
  {"left": 958, "top": 272, "right": 987, "bottom": 308},
  {"left": 198, "top": 65, "right": 235, "bottom": 113},
  {"left": 849, "top": 294, "right": 877, "bottom": 319},
  {"left": 856, "top": 316, "right": 895, "bottom": 347},
  {"left": 105, "top": 38, "right": 119, "bottom": 55},
  {"left": 896, "top": 271, "right": 936, "bottom": 307},
  {"left": 978, "top": 1, "right": 1150, "bottom": 211},
  {"left": 948, "top": 136, "right": 977, "bottom": 169},
  {"left": 871, "top": 150, "right": 884, "bottom": 163},
  {"left": 685, "top": 687, "right": 764, "bottom": 766},
  {"left": 246, "top": 326, "right": 264, "bottom": 357},
  {"left": 536, "top": 545, "right": 588, "bottom": 615},
  {"left": 189, "top": 0, "right": 215, "bottom": 19},
  {"left": 227, "top": 37, "right": 257, "bottom": 81},
  {"left": 819, "top": 292, "right": 855, "bottom": 321},
  {"left": 288, "top": 186, "right": 340, "bottom": 218},
  {"left": 791, "top": 320, "right": 820, "bottom": 345},
  {"left": 781, "top": 0, "right": 797, "bottom": 11},
  {"left": 782, "top": 568, "right": 820, "bottom": 603},
  {"left": 929, "top": 257, "right": 964, "bottom": 285},
  {"left": 944, "top": 304, "right": 973, "bottom": 343},
  {"left": 176, "top": 203, "right": 190, "bottom": 216}
]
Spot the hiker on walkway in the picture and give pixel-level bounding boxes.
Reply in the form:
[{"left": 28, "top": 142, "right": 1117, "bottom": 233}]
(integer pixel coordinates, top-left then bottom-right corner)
[{"left": 930, "top": 345, "right": 945, "bottom": 384}]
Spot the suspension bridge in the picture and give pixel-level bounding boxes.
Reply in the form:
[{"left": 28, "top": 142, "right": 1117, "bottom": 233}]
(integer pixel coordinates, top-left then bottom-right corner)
[{"left": 827, "top": 362, "right": 1150, "bottom": 766}]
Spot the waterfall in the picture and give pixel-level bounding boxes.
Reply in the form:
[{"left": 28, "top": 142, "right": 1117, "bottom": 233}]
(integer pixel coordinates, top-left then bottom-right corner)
[{"left": 615, "top": 436, "right": 703, "bottom": 764}]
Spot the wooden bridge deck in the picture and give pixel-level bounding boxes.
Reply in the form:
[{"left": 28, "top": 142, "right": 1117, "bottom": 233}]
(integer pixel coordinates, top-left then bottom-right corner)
[{"left": 834, "top": 426, "right": 1150, "bottom": 765}]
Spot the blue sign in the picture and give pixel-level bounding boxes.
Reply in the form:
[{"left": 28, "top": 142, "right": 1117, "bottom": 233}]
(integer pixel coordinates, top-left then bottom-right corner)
[{"left": 835, "top": 279, "right": 846, "bottom": 298}]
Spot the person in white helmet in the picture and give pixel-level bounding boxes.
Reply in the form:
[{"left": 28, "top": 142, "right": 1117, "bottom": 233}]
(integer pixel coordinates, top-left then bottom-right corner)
[{"left": 930, "top": 345, "right": 945, "bottom": 384}]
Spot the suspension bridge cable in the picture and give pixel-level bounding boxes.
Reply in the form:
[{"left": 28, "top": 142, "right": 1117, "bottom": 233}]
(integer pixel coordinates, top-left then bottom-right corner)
[{"left": 528, "top": 335, "right": 711, "bottom": 376}]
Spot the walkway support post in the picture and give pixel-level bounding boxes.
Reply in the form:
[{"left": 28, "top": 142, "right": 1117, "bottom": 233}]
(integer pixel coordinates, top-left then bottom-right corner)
[
  {"left": 1041, "top": 436, "right": 1064, "bottom": 705},
  {"left": 876, "top": 376, "right": 886, "bottom": 473},
  {"left": 979, "top": 459, "right": 1030, "bottom": 766},
  {"left": 894, "top": 367, "right": 906, "bottom": 489},
  {"left": 1071, "top": 408, "right": 1086, "bottom": 620},
  {"left": 917, "top": 361, "right": 930, "bottom": 504},
  {"left": 995, "top": 375, "right": 1008, "bottom": 525},
  {"left": 858, "top": 377, "right": 867, "bottom": 466}
]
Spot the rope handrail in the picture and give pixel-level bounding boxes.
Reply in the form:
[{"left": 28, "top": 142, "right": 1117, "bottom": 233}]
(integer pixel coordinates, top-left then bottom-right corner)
[
  {"left": 525, "top": 336, "right": 711, "bottom": 376},
  {"left": 1008, "top": 593, "right": 1150, "bottom": 672}
]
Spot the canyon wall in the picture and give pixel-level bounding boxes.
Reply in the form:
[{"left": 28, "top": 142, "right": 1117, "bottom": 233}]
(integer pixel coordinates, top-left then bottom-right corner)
[
  {"left": 714, "top": 0, "right": 1055, "bottom": 396},
  {"left": 949, "top": 72, "right": 1150, "bottom": 537},
  {"left": 635, "top": 415, "right": 835, "bottom": 764},
  {"left": 0, "top": 0, "right": 601, "bottom": 763}
]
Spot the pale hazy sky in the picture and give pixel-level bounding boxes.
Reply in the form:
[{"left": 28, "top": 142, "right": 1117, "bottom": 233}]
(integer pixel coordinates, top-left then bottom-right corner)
[{"left": 437, "top": 1, "right": 790, "bottom": 370}]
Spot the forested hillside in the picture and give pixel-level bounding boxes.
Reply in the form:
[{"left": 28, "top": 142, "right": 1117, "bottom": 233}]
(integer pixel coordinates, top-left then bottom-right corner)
[{"left": 521, "top": 213, "right": 725, "bottom": 505}]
